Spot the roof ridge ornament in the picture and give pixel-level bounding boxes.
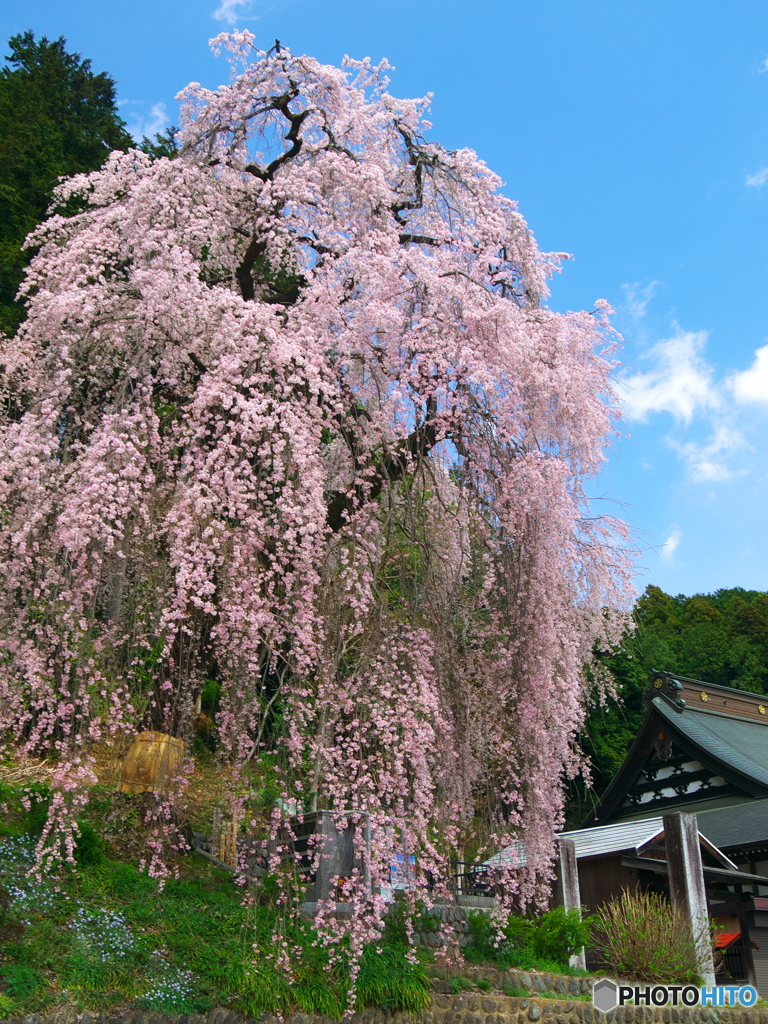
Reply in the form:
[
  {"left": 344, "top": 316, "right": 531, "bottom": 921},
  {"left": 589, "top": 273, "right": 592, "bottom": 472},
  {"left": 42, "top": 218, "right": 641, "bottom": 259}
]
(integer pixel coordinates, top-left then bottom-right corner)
[{"left": 643, "top": 671, "right": 687, "bottom": 711}]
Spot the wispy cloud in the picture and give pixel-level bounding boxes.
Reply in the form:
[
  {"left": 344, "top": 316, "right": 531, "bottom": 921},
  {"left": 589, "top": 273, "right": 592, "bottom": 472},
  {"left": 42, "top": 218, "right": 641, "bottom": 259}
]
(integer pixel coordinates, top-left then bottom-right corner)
[
  {"left": 729, "top": 343, "right": 768, "bottom": 403},
  {"left": 622, "top": 280, "right": 658, "bottom": 320},
  {"left": 759, "top": 57, "right": 768, "bottom": 74},
  {"left": 746, "top": 167, "right": 768, "bottom": 188},
  {"left": 619, "top": 328, "right": 720, "bottom": 424},
  {"left": 619, "top": 314, "right": 768, "bottom": 486},
  {"left": 120, "top": 100, "right": 169, "bottom": 143},
  {"left": 659, "top": 528, "right": 681, "bottom": 562},
  {"left": 212, "top": 0, "right": 258, "bottom": 24},
  {"left": 668, "top": 425, "right": 749, "bottom": 482}
]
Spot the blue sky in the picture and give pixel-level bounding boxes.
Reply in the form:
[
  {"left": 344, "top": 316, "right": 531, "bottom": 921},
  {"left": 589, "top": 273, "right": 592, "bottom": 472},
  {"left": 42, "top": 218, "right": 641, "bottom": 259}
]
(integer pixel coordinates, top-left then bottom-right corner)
[{"left": 3, "top": 0, "right": 768, "bottom": 599}]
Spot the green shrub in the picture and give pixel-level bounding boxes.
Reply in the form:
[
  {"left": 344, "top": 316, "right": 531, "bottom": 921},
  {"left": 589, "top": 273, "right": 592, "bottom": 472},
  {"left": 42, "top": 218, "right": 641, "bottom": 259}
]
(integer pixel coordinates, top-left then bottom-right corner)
[
  {"left": 379, "top": 895, "right": 440, "bottom": 952},
  {"left": 465, "top": 907, "right": 590, "bottom": 972},
  {"left": 593, "top": 888, "right": 710, "bottom": 984},
  {"left": 380, "top": 895, "right": 411, "bottom": 946},
  {"left": 465, "top": 909, "right": 531, "bottom": 966},
  {"left": 530, "top": 906, "right": 592, "bottom": 963},
  {"left": 200, "top": 679, "right": 222, "bottom": 716},
  {"left": 74, "top": 821, "right": 105, "bottom": 867}
]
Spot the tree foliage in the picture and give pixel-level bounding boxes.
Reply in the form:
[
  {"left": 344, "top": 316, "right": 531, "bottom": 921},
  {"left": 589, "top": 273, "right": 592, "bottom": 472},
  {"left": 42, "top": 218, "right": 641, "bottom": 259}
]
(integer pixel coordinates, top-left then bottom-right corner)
[
  {"left": 0, "top": 33, "right": 633, "bottom": 926},
  {"left": 0, "top": 31, "right": 132, "bottom": 335}
]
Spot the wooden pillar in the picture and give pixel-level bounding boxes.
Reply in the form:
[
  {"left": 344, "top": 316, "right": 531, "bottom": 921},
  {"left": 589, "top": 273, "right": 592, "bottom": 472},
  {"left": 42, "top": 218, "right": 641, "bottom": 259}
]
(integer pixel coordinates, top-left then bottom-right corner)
[
  {"left": 553, "top": 837, "right": 586, "bottom": 970},
  {"left": 663, "top": 812, "right": 716, "bottom": 987},
  {"left": 734, "top": 884, "right": 757, "bottom": 986}
]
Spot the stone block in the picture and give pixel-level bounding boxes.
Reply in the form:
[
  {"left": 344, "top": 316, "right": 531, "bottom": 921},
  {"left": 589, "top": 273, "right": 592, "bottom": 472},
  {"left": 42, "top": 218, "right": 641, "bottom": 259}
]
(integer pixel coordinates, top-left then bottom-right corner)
[
  {"left": 529, "top": 1004, "right": 542, "bottom": 1021},
  {"left": 482, "top": 1000, "right": 497, "bottom": 1014}
]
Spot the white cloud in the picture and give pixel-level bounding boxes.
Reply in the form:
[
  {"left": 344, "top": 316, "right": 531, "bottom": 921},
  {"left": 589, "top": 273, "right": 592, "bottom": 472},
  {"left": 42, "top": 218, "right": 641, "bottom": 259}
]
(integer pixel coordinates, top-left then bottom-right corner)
[
  {"left": 121, "top": 101, "right": 169, "bottom": 143},
  {"left": 622, "top": 280, "right": 658, "bottom": 320},
  {"left": 668, "top": 425, "right": 748, "bottom": 482},
  {"left": 619, "top": 328, "right": 720, "bottom": 424},
  {"left": 212, "top": 0, "right": 258, "bottom": 24},
  {"left": 659, "top": 528, "right": 681, "bottom": 562},
  {"left": 729, "top": 344, "right": 768, "bottom": 404},
  {"left": 746, "top": 167, "right": 768, "bottom": 188},
  {"left": 759, "top": 57, "right": 768, "bottom": 74}
]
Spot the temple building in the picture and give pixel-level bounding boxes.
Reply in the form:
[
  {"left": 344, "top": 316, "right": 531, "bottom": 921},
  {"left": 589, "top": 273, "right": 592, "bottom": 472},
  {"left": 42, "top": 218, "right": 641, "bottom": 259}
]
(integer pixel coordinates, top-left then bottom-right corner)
[{"left": 572, "top": 672, "right": 768, "bottom": 991}]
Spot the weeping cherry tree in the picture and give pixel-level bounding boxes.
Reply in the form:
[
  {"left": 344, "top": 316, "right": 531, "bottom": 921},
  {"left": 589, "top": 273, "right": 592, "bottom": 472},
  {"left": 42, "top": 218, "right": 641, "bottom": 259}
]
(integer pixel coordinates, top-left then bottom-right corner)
[{"left": 0, "top": 32, "right": 633, "bottom": 946}]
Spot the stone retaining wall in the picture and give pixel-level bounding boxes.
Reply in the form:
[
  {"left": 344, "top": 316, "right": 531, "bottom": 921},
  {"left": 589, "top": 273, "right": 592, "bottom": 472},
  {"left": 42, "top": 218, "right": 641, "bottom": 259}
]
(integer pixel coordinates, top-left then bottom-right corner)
[
  {"left": 428, "top": 964, "right": 593, "bottom": 997},
  {"left": 5, "top": 994, "right": 768, "bottom": 1024}
]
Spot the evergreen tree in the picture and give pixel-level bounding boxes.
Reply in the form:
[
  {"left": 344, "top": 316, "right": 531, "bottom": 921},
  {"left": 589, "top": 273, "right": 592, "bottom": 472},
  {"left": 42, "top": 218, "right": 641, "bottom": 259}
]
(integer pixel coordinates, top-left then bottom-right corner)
[{"left": 0, "top": 31, "right": 132, "bottom": 335}]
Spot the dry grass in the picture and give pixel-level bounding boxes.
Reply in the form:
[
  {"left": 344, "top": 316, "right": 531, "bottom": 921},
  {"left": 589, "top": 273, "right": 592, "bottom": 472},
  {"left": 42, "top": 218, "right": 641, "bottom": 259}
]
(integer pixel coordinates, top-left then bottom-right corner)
[
  {"left": 0, "top": 739, "right": 264, "bottom": 840},
  {"left": 0, "top": 754, "right": 59, "bottom": 786}
]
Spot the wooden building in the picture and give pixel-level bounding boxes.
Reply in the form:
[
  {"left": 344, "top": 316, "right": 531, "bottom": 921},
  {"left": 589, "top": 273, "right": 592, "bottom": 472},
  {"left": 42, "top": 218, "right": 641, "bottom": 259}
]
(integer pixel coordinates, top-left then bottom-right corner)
[
  {"left": 558, "top": 815, "right": 768, "bottom": 981},
  {"left": 578, "top": 671, "right": 768, "bottom": 992}
]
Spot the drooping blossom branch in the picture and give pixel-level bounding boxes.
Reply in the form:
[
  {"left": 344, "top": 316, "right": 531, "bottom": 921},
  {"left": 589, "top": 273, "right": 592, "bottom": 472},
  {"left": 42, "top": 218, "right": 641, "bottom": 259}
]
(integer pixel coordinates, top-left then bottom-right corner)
[{"left": 0, "top": 29, "right": 634, "bottom": 961}]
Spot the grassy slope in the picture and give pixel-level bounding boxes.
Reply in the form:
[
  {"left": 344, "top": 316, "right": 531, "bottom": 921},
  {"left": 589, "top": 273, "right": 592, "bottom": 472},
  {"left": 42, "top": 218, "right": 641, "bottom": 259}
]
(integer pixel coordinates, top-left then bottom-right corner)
[{"left": 0, "top": 752, "right": 432, "bottom": 1020}]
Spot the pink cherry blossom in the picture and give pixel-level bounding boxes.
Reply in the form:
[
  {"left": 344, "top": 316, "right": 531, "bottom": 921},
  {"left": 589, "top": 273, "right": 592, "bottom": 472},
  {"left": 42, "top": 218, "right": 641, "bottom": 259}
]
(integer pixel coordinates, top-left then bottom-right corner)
[{"left": 0, "top": 31, "right": 634, "bottom": 967}]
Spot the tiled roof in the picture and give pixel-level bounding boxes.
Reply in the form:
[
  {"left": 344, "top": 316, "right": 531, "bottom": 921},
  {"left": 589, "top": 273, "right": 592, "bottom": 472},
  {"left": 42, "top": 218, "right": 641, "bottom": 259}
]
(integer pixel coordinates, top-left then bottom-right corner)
[
  {"left": 695, "top": 798, "right": 768, "bottom": 852},
  {"left": 654, "top": 698, "right": 768, "bottom": 788}
]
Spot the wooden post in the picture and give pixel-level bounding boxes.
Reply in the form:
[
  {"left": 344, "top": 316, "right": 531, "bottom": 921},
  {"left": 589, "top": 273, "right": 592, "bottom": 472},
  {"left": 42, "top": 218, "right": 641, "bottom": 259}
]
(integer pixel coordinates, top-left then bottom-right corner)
[
  {"left": 663, "top": 812, "right": 716, "bottom": 987},
  {"left": 734, "top": 884, "right": 757, "bottom": 986},
  {"left": 553, "top": 837, "right": 586, "bottom": 970}
]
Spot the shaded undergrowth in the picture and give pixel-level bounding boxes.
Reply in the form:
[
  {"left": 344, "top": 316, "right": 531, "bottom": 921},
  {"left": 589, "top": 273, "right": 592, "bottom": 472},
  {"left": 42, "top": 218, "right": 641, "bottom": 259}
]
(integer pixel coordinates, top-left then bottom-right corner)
[{"left": 0, "top": 778, "right": 431, "bottom": 1020}]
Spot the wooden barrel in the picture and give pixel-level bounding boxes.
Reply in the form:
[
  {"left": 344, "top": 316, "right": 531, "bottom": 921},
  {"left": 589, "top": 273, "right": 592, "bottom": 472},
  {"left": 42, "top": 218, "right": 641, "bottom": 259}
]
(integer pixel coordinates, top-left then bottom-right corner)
[{"left": 119, "top": 732, "right": 185, "bottom": 794}]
